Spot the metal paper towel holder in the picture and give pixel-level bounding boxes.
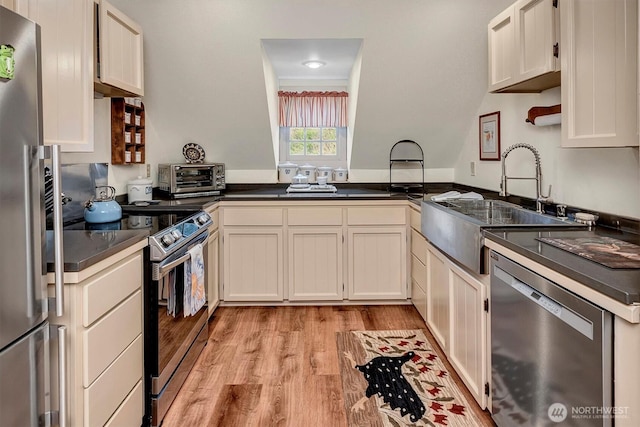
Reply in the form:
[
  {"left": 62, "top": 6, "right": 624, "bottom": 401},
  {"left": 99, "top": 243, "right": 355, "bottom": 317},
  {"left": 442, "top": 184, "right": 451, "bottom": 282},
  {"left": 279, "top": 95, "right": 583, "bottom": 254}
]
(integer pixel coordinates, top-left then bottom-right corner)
[{"left": 526, "top": 104, "right": 561, "bottom": 125}]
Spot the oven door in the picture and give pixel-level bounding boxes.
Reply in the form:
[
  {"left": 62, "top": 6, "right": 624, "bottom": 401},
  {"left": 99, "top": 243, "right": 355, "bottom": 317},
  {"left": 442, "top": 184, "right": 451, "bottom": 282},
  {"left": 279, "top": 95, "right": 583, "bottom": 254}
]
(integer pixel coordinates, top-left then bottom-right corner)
[{"left": 147, "top": 231, "right": 210, "bottom": 426}]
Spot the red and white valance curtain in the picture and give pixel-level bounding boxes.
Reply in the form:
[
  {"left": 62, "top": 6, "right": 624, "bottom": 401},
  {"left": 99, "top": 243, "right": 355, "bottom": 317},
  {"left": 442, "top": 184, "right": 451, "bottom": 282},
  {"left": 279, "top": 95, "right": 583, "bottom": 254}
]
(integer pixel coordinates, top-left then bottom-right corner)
[{"left": 278, "top": 91, "right": 348, "bottom": 128}]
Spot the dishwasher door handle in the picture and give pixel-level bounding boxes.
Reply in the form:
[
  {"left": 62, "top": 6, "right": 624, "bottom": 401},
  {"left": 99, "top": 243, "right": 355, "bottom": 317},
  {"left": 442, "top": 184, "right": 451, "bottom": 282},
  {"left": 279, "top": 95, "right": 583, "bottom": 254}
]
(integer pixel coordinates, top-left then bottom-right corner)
[{"left": 493, "top": 265, "right": 594, "bottom": 340}]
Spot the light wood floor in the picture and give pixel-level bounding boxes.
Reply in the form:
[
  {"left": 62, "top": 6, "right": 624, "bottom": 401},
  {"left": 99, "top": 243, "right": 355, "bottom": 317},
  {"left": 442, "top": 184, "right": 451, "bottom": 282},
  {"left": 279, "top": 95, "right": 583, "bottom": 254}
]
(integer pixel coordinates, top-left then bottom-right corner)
[{"left": 163, "top": 305, "right": 495, "bottom": 426}]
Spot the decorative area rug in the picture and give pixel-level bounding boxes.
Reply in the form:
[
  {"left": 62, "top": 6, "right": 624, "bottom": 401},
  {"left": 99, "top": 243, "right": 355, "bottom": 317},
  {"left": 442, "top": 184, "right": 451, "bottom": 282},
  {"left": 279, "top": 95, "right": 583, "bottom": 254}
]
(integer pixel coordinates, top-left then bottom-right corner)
[
  {"left": 536, "top": 236, "right": 640, "bottom": 269},
  {"left": 337, "top": 330, "right": 478, "bottom": 426}
]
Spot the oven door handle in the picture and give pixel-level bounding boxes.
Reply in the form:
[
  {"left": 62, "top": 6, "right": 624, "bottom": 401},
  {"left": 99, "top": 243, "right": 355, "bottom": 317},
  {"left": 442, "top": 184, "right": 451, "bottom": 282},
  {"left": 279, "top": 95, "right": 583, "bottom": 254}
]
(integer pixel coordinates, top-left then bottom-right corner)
[{"left": 155, "top": 232, "right": 209, "bottom": 279}]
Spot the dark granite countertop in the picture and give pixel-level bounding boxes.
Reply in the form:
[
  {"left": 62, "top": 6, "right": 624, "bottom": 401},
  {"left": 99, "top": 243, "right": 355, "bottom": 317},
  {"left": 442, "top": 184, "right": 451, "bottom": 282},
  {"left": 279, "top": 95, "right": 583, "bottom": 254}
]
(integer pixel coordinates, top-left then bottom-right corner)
[
  {"left": 46, "top": 229, "right": 149, "bottom": 272},
  {"left": 484, "top": 227, "right": 640, "bottom": 305}
]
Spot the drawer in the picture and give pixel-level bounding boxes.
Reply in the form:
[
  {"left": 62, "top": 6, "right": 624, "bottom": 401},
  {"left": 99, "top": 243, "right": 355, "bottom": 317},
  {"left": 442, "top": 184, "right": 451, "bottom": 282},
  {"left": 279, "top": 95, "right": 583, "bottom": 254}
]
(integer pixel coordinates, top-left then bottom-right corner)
[
  {"left": 411, "top": 229, "right": 427, "bottom": 265},
  {"left": 223, "top": 207, "right": 283, "bottom": 226},
  {"left": 288, "top": 207, "right": 343, "bottom": 226},
  {"left": 83, "top": 291, "right": 142, "bottom": 386},
  {"left": 409, "top": 206, "right": 421, "bottom": 230},
  {"left": 105, "top": 380, "right": 143, "bottom": 427},
  {"left": 347, "top": 206, "right": 406, "bottom": 225},
  {"left": 84, "top": 335, "right": 142, "bottom": 427},
  {"left": 411, "top": 278, "right": 427, "bottom": 321},
  {"left": 411, "top": 254, "right": 427, "bottom": 291},
  {"left": 82, "top": 253, "right": 142, "bottom": 327}
]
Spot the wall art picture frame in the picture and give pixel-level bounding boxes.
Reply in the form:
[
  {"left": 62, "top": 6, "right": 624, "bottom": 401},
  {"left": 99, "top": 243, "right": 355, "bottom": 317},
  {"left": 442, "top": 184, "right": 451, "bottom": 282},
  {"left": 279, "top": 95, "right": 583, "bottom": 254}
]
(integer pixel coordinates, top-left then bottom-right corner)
[{"left": 479, "top": 111, "right": 501, "bottom": 161}]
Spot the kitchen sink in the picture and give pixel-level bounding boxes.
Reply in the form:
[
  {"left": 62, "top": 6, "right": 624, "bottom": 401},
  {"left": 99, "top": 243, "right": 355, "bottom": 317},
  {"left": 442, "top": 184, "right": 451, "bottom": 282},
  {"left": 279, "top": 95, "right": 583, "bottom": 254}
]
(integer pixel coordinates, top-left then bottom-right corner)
[{"left": 421, "top": 199, "right": 585, "bottom": 273}]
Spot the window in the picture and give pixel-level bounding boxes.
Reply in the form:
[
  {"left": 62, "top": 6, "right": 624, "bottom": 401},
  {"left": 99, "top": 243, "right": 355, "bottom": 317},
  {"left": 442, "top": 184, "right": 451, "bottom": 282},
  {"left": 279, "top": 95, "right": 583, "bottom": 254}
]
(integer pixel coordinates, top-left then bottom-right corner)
[
  {"left": 280, "top": 126, "right": 347, "bottom": 166},
  {"left": 278, "top": 90, "right": 348, "bottom": 167}
]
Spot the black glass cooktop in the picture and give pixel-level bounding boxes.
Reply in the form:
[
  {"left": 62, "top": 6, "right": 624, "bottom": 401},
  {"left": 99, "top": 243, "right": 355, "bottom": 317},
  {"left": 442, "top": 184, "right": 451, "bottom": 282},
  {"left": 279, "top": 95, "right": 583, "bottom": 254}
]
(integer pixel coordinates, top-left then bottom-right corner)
[{"left": 63, "top": 212, "right": 193, "bottom": 235}]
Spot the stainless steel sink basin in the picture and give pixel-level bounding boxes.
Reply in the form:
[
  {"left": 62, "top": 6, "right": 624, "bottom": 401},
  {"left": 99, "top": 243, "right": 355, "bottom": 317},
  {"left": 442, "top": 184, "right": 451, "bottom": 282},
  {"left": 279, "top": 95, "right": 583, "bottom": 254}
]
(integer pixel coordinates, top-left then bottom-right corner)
[
  {"left": 421, "top": 199, "right": 585, "bottom": 273},
  {"left": 433, "top": 199, "right": 575, "bottom": 226}
]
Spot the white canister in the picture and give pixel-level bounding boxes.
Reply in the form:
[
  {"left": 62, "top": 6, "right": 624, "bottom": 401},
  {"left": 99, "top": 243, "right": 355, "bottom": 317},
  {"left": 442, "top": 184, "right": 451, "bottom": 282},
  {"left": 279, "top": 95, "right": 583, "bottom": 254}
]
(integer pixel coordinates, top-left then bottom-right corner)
[
  {"left": 278, "top": 162, "right": 298, "bottom": 183},
  {"left": 127, "top": 176, "right": 153, "bottom": 203},
  {"left": 333, "top": 167, "right": 348, "bottom": 182},
  {"left": 299, "top": 164, "right": 317, "bottom": 183},
  {"left": 316, "top": 166, "right": 333, "bottom": 183}
]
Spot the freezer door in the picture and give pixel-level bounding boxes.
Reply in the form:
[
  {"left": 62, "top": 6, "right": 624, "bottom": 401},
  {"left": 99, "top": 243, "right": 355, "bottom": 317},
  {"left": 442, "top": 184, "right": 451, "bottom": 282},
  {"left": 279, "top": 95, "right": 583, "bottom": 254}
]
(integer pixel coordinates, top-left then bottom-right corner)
[
  {"left": 0, "top": 321, "right": 49, "bottom": 427},
  {"left": 0, "top": 6, "right": 47, "bottom": 349}
]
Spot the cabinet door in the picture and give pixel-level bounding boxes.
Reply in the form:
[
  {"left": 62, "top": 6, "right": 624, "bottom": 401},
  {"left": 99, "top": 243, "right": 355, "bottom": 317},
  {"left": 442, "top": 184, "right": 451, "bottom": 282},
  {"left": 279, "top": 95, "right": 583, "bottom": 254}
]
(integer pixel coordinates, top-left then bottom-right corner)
[
  {"left": 16, "top": 0, "right": 94, "bottom": 151},
  {"left": 98, "top": 0, "right": 144, "bottom": 96},
  {"left": 561, "top": 0, "right": 638, "bottom": 148},
  {"left": 288, "top": 227, "right": 343, "bottom": 301},
  {"left": 223, "top": 228, "right": 284, "bottom": 302},
  {"left": 1, "top": 0, "right": 16, "bottom": 11},
  {"left": 449, "top": 264, "right": 487, "bottom": 409},
  {"left": 426, "top": 244, "right": 449, "bottom": 351},
  {"left": 347, "top": 226, "right": 407, "bottom": 300},
  {"left": 513, "top": 0, "right": 558, "bottom": 82},
  {"left": 488, "top": 6, "right": 515, "bottom": 92},
  {"left": 207, "top": 230, "right": 219, "bottom": 317}
]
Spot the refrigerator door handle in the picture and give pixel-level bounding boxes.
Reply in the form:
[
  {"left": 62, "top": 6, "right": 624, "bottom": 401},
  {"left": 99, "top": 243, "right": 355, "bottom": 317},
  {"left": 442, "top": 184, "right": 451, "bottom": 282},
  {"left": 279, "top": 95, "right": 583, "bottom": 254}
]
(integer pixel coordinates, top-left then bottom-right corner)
[{"left": 42, "top": 144, "right": 65, "bottom": 316}]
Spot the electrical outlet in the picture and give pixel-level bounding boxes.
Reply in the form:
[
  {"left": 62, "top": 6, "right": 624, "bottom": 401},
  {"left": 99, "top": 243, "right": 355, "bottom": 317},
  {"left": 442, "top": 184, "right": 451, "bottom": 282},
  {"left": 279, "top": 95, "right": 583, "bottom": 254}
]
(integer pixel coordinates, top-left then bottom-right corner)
[
  {"left": 146, "top": 164, "right": 151, "bottom": 177},
  {"left": 470, "top": 161, "right": 476, "bottom": 176}
]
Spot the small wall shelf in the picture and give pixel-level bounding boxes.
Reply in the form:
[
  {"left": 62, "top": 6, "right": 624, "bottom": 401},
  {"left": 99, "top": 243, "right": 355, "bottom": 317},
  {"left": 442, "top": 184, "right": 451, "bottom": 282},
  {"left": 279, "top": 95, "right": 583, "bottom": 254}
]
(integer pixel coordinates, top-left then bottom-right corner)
[
  {"left": 111, "top": 98, "right": 145, "bottom": 165},
  {"left": 389, "top": 140, "right": 424, "bottom": 194}
]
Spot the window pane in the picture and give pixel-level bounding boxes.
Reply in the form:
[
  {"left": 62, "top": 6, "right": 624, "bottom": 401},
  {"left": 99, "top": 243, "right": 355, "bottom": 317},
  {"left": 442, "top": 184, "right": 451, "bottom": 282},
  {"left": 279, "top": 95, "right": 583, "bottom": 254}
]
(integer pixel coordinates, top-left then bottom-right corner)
[
  {"left": 290, "top": 128, "right": 304, "bottom": 141},
  {"left": 306, "top": 142, "right": 320, "bottom": 155},
  {"left": 290, "top": 141, "right": 304, "bottom": 155},
  {"left": 322, "top": 128, "right": 336, "bottom": 141},
  {"left": 322, "top": 141, "right": 337, "bottom": 155},
  {"left": 306, "top": 128, "right": 320, "bottom": 141}
]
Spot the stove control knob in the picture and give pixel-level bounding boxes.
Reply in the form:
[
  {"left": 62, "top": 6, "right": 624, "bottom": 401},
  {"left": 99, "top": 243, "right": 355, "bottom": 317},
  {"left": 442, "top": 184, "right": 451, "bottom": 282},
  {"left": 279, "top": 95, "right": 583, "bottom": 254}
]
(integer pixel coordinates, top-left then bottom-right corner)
[
  {"left": 161, "top": 234, "right": 175, "bottom": 247},
  {"left": 196, "top": 214, "right": 209, "bottom": 225},
  {"left": 171, "top": 229, "right": 182, "bottom": 240}
]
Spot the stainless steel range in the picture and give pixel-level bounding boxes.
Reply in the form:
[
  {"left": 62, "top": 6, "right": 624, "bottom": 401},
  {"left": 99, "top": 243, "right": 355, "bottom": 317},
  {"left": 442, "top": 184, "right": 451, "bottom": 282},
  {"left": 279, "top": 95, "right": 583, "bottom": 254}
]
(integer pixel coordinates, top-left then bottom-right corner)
[{"left": 143, "top": 210, "right": 213, "bottom": 427}]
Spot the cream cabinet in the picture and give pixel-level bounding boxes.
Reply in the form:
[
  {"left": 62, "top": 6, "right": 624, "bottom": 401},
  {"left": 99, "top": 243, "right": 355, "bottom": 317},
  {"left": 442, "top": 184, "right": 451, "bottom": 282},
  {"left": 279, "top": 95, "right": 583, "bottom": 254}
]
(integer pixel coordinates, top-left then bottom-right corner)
[
  {"left": 488, "top": 0, "right": 559, "bottom": 93},
  {"left": 287, "top": 206, "right": 344, "bottom": 301},
  {"left": 1, "top": 0, "right": 16, "bottom": 10},
  {"left": 424, "top": 241, "right": 489, "bottom": 409},
  {"left": 346, "top": 206, "right": 407, "bottom": 300},
  {"left": 95, "top": 0, "right": 144, "bottom": 96},
  {"left": 48, "top": 245, "right": 145, "bottom": 426},
  {"left": 222, "top": 207, "right": 285, "bottom": 302},
  {"left": 448, "top": 262, "right": 488, "bottom": 409},
  {"left": 206, "top": 207, "right": 220, "bottom": 317},
  {"left": 426, "top": 242, "right": 449, "bottom": 351},
  {"left": 15, "top": 0, "right": 94, "bottom": 152},
  {"left": 560, "top": 0, "right": 638, "bottom": 148},
  {"left": 409, "top": 207, "right": 427, "bottom": 321}
]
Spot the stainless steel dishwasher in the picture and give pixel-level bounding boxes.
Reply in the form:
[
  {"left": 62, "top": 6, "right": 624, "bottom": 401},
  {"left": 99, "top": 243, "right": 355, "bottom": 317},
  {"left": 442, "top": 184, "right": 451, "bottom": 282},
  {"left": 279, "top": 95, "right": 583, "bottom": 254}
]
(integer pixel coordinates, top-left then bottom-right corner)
[{"left": 490, "top": 251, "right": 612, "bottom": 427}]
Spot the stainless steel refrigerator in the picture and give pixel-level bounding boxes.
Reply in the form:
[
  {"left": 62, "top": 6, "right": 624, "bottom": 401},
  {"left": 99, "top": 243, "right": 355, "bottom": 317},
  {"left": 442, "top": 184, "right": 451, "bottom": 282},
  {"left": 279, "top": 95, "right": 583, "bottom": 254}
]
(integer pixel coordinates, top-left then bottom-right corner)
[{"left": 0, "top": 6, "right": 66, "bottom": 427}]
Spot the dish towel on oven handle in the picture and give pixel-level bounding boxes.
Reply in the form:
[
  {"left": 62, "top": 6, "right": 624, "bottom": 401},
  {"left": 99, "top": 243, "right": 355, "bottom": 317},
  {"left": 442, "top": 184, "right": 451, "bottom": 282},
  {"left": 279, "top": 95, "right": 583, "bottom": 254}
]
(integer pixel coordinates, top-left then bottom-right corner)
[{"left": 184, "top": 242, "right": 206, "bottom": 316}]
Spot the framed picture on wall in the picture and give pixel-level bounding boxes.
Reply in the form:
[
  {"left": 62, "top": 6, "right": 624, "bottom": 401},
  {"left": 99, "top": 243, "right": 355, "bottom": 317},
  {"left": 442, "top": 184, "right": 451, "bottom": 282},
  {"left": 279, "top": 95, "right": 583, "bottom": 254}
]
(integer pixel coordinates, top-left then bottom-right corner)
[{"left": 479, "top": 111, "right": 500, "bottom": 160}]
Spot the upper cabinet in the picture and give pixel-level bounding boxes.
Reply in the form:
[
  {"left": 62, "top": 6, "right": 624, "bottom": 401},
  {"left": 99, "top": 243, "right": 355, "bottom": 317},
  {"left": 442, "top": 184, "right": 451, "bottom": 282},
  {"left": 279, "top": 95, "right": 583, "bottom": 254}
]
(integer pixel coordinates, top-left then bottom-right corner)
[
  {"left": 488, "top": 0, "right": 560, "bottom": 93},
  {"left": 560, "top": 0, "right": 638, "bottom": 148},
  {"left": 95, "top": 0, "right": 144, "bottom": 97},
  {"left": 0, "top": 0, "right": 16, "bottom": 10},
  {"left": 14, "top": 0, "right": 94, "bottom": 152}
]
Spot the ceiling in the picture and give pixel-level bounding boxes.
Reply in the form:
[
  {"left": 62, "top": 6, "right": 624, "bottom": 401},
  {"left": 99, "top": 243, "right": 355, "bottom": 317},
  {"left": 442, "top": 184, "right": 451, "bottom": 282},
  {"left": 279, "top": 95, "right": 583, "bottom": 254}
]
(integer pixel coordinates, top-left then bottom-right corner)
[{"left": 261, "top": 38, "right": 363, "bottom": 80}]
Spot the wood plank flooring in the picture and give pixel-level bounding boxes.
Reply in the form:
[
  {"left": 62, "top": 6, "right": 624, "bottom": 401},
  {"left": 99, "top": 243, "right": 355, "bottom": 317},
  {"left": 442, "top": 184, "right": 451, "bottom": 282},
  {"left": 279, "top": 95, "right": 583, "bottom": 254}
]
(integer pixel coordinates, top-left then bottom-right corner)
[{"left": 163, "top": 305, "right": 495, "bottom": 426}]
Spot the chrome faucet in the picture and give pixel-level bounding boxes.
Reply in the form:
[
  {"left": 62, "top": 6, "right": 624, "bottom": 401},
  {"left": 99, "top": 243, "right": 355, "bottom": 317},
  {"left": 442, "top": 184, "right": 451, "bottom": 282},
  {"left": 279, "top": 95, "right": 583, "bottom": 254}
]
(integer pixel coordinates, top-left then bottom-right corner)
[{"left": 499, "top": 143, "right": 552, "bottom": 213}]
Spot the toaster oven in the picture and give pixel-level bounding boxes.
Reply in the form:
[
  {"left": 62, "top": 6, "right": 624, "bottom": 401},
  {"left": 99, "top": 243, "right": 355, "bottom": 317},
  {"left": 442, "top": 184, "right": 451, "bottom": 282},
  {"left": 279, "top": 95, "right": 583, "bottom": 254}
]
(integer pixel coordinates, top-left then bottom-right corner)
[{"left": 157, "top": 163, "right": 225, "bottom": 198}]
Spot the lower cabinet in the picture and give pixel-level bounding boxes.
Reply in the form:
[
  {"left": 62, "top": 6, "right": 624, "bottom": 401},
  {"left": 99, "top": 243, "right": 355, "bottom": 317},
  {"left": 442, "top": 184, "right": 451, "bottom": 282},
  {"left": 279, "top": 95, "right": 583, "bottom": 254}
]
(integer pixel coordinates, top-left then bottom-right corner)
[
  {"left": 347, "top": 226, "right": 407, "bottom": 300},
  {"left": 207, "top": 230, "right": 220, "bottom": 316},
  {"left": 425, "top": 241, "right": 489, "bottom": 409},
  {"left": 49, "top": 246, "right": 145, "bottom": 426},
  {"left": 223, "top": 227, "right": 284, "bottom": 301},
  {"left": 426, "top": 243, "right": 450, "bottom": 351},
  {"left": 288, "top": 227, "right": 343, "bottom": 301}
]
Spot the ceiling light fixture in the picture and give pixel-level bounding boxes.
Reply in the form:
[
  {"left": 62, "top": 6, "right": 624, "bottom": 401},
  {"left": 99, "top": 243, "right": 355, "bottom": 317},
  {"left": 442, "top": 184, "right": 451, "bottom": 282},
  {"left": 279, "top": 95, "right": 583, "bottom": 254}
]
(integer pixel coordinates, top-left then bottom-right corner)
[{"left": 302, "top": 60, "right": 326, "bottom": 69}]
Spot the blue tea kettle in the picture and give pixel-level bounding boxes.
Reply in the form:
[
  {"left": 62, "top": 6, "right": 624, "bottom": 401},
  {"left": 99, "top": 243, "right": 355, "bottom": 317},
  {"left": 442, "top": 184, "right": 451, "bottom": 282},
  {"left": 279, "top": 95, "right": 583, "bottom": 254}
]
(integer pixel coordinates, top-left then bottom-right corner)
[{"left": 84, "top": 185, "right": 122, "bottom": 223}]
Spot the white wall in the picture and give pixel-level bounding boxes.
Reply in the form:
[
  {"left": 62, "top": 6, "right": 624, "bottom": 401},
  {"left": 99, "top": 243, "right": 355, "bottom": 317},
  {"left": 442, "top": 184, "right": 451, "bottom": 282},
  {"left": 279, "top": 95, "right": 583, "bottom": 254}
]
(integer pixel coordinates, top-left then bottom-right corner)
[{"left": 453, "top": 87, "right": 640, "bottom": 219}]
